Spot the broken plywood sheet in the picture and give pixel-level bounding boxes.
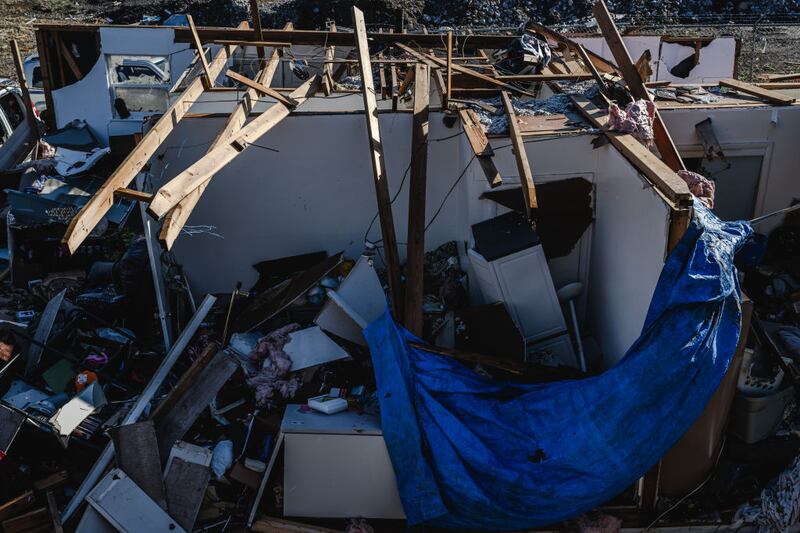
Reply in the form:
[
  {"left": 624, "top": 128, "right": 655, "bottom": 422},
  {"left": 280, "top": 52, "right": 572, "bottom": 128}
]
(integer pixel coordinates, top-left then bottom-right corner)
[
  {"left": 164, "top": 457, "right": 210, "bottom": 531},
  {"left": 284, "top": 326, "right": 349, "bottom": 371},
  {"left": 315, "top": 255, "right": 386, "bottom": 346},
  {"left": 86, "top": 469, "right": 186, "bottom": 533},
  {"left": 110, "top": 421, "right": 167, "bottom": 509}
]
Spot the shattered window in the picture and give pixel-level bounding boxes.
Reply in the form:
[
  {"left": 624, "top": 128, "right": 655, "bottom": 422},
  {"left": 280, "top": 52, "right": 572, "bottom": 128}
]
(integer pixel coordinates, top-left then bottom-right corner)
[
  {"left": 106, "top": 55, "right": 171, "bottom": 119},
  {"left": 0, "top": 92, "right": 24, "bottom": 131}
]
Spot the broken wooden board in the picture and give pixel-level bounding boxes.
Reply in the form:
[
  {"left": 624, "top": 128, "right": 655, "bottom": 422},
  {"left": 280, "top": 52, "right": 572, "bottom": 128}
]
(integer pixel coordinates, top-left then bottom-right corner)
[
  {"left": 571, "top": 95, "right": 692, "bottom": 208},
  {"left": 187, "top": 15, "right": 212, "bottom": 87},
  {"left": 353, "top": 6, "right": 403, "bottom": 314},
  {"left": 404, "top": 63, "right": 430, "bottom": 336},
  {"left": 2, "top": 507, "right": 50, "bottom": 533},
  {"left": 251, "top": 516, "right": 340, "bottom": 533},
  {"left": 164, "top": 457, "right": 211, "bottom": 531},
  {"left": 153, "top": 349, "right": 239, "bottom": 460},
  {"left": 61, "top": 295, "right": 216, "bottom": 523},
  {"left": 501, "top": 91, "right": 538, "bottom": 215},
  {"left": 226, "top": 69, "right": 298, "bottom": 107},
  {"left": 591, "top": 0, "right": 685, "bottom": 173},
  {"left": 458, "top": 108, "right": 502, "bottom": 188},
  {"left": 86, "top": 469, "right": 186, "bottom": 533},
  {"left": 109, "top": 420, "right": 166, "bottom": 509},
  {"left": 61, "top": 43, "right": 234, "bottom": 253},
  {"left": 159, "top": 22, "right": 293, "bottom": 250},
  {"left": 719, "top": 78, "right": 796, "bottom": 106},
  {"left": 0, "top": 491, "right": 35, "bottom": 522},
  {"left": 516, "top": 114, "right": 582, "bottom": 136},
  {"left": 148, "top": 74, "right": 322, "bottom": 219}
]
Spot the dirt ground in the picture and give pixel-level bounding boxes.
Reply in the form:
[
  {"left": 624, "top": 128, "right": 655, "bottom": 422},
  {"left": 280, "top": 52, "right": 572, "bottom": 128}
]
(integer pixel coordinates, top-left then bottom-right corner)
[{"left": 2, "top": 0, "right": 800, "bottom": 83}]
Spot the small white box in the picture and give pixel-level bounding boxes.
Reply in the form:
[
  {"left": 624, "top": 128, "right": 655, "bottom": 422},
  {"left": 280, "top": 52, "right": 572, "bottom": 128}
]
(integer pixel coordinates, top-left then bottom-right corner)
[{"left": 307, "top": 395, "right": 348, "bottom": 415}]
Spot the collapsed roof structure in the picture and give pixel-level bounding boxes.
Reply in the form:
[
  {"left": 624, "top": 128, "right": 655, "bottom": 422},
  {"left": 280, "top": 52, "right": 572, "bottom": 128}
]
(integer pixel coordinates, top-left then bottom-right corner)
[{"left": 1, "top": 0, "right": 800, "bottom": 531}]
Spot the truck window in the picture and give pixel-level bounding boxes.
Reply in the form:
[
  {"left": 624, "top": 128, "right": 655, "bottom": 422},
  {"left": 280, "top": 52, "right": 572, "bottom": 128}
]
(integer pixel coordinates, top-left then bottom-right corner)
[
  {"left": 0, "top": 93, "right": 24, "bottom": 131},
  {"left": 31, "top": 66, "right": 43, "bottom": 89},
  {"left": 106, "top": 55, "right": 171, "bottom": 119}
]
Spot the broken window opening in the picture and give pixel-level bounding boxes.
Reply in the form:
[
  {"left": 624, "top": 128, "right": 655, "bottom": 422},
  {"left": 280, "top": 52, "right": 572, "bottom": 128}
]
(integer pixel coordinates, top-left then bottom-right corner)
[{"left": 106, "top": 55, "right": 171, "bottom": 119}]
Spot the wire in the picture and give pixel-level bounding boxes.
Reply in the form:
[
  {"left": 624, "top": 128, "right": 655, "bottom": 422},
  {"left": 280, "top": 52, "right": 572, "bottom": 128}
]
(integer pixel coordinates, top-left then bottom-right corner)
[{"left": 642, "top": 435, "right": 727, "bottom": 532}]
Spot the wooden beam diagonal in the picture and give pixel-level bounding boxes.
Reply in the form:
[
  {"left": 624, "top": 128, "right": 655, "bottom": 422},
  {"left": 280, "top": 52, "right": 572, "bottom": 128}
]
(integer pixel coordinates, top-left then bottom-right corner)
[
  {"left": 62, "top": 41, "right": 235, "bottom": 254},
  {"left": 149, "top": 74, "right": 321, "bottom": 220},
  {"left": 158, "top": 23, "right": 292, "bottom": 249}
]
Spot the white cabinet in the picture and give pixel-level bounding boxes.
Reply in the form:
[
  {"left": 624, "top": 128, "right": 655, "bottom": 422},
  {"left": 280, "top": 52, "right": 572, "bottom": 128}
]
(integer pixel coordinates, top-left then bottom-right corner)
[{"left": 468, "top": 245, "right": 568, "bottom": 344}]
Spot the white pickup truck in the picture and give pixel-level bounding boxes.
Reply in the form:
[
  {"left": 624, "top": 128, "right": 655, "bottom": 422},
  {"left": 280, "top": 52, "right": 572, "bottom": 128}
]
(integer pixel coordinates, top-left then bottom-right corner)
[{"left": 0, "top": 78, "right": 35, "bottom": 169}]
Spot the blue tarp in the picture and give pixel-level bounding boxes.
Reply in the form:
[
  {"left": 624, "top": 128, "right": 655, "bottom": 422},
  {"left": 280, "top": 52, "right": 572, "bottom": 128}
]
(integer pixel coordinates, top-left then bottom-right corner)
[{"left": 364, "top": 202, "right": 752, "bottom": 530}]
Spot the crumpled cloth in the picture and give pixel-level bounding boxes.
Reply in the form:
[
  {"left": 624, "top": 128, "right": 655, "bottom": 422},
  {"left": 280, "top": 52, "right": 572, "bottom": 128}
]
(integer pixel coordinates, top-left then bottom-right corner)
[
  {"left": 607, "top": 99, "right": 656, "bottom": 146},
  {"left": 344, "top": 518, "right": 374, "bottom": 533},
  {"left": 736, "top": 456, "right": 800, "bottom": 532},
  {"left": 678, "top": 170, "right": 715, "bottom": 209},
  {"left": 246, "top": 323, "right": 301, "bottom": 407}
]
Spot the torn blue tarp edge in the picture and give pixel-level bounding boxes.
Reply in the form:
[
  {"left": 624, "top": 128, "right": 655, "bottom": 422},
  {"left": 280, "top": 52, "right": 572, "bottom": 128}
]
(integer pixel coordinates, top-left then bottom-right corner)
[{"left": 364, "top": 201, "right": 752, "bottom": 530}]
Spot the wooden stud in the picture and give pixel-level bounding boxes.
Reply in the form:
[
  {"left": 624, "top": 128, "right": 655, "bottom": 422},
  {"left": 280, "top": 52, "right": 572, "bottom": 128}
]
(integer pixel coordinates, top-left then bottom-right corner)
[
  {"left": 390, "top": 56, "right": 399, "bottom": 110},
  {"left": 149, "top": 75, "right": 321, "bottom": 219},
  {"left": 61, "top": 43, "right": 235, "bottom": 253},
  {"left": 159, "top": 24, "right": 292, "bottom": 249},
  {"left": 34, "top": 30, "right": 56, "bottom": 130},
  {"left": 445, "top": 30, "right": 452, "bottom": 109},
  {"left": 226, "top": 69, "right": 298, "bottom": 107},
  {"left": 114, "top": 187, "right": 153, "bottom": 202},
  {"left": 187, "top": 15, "right": 212, "bottom": 88},
  {"left": 501, "top": 91, "right": 537, "bottom": 215},
  {"left": 571, "top": 95, "right": 692, "bottom": 207},
  {"left": 458, "top": 108, "right": 502, "bottom": 188},
  {"left": 10, "top": 40, "right": 40, "bottom": 139},
  {"left": 322, "top": 22, "right": 336, "bottom": 96},
  {"left": 352, "top": 6, "right": 403, "bottom": 314},
  {"left": 2, "top": 507, "right": 49, "bottom": 533},
  {"left": 211, "top": 40, "right": 291, "bottom": 48},
  {"left": 0, "top": 491, "right": 35, "bottom": 522},
  {"left": 591, "top": 0, "right": 685, "bottom": 173},
  {"left": 57, "top": 37, "right": 82, "bottom": 81},
  {"left": 33, "top": 471, "right": 68, "bottom": 492},
  {"left": 575, "top": 44, "right": 607, "bottom": 95},
  {"left": 719, "top": 78, "right": 796, "bottom": 105},
  {"left": 403, "top": 63, "right": 430, "bottom": 336},
  {"left": 249, "top": 0, "right": 265, "bottom": 59},
  {"left": 45, "top": 491, "right": 63, "bottom": 533}
]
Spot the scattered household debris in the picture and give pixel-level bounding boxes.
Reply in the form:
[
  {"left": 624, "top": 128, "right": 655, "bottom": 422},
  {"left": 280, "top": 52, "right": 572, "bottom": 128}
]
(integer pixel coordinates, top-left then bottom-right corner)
[{"left": 0, "top": 1, "right": 798, "bottom": 532}]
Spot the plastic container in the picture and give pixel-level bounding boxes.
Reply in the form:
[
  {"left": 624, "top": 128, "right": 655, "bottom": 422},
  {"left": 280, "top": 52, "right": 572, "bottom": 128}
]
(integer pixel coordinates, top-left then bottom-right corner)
[{"left": 729, "top": 384, "right": 795, "bottom": 444}]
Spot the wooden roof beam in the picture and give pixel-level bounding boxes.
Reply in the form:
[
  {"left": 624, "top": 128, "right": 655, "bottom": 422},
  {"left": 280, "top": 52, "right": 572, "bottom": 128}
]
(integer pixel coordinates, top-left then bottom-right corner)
[
  {"left": 458, "top": 108, "right": 502, "bottom": 188},
  {"left": 352, "top": 6, "right": 402, "bottom": 314},
  {"left": 501, "top": 91, "right": 537, "bottom": 216},
  {"left": 61, "top": 38, "right": 236, "bottom": 254},
  {"left": 148, "top": 74, "right": 321, "bottom": 220},
  {"left": 158, "top": 23, "right": 293, "bottom": 250}
]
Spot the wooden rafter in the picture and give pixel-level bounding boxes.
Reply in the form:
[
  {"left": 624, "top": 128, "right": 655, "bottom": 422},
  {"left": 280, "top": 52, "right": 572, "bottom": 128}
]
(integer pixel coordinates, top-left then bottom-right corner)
[
  {"left": 226, "top": 69, "right": 297, "bottom": 107},
  {"left": 186, "top": 15, "right": 212, "bottom": 88},
  {"left": 159, "top": 23, "right": 293, "bottom": 249},
  {"left": 403, "top": 63, "right": 430, "bottom": 335},
  {"left": 322, "top": 22, "right": 336, "bottom": 96},
  {"left": 458, "top": 108, "right": 502, "bottom": 188},
  {"left": 719, "top": 78, "right": 796, "bottom": 105},
  {"left": 249, "top": 0, "right": 265, "bottom": 59},
  {"left": 149, "top": 75, "right": 321, "bottom": 219},
  {"left": 352, "top": 6, "right": 402, "bottom": 314},
  {"left": 62, "top": 41, "right": 235, "bottom": 254},
  {"left": 501, "top": 91, "right": 537, "bottom": 216}
]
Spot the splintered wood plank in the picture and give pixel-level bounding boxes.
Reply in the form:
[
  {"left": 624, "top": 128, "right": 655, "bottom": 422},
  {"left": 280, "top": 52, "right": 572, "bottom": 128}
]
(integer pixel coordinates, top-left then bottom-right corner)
[
  {"left": 252, "top": 517, "right": 340, "bottom": 533},
  {"left": 249, "top": 0, "right": 264, "bottom": 59},
  {"left": 575, "top": 44, "right": 607, "bottom": 95},
  {"left": 187, "top": 15, "right": 212, "bottom": 87},
  {"left": 457, "top": 108, "right": 502, "bottom": 187},
  {"left": 2, "top": 507, "right": 50, "bottom": 533},
  {"left": 719, "top": 78, "right": 796, "bottom": 105},
  {"left": 395, "top": 43, "right": 535, "bottom": 97},
  {"left": 445, "top": 30, "right": 452, "bottom": 108},
  {"left": 153, "top": 350, "right": 239, "bottom": 460},
  {"left": 226, "top": 69, "right": 298, "bottom": 107},
  {"left": 148, "top": 74, "right": 321, "bottom": 219},
  {"left": 352, "top": 6, "right": 403, "bottom": 314},
  {"left": 571, "top": 95, "right": 691, "bottom": 207},
  {"left": 61, "top": 42, "right": 234, "bottom": 253},
  {"left": 403, "top": 63, "right": 430, "bottom": 336},
  {"left": 501, "top": 91, "right": 537, "bottom": 215},
  {"left": 159, "top": 23, "right": 292, "bottom": 249},
  {"left": 114, "top": 187, "right": 153, "bottom": 202},
  {"left": 592, "top": 0, "right": 685, "bottom": 173},
  {"left": 322, "top": 22, "right": 336, "bottom": 95},
  {"left": 109, "top": 421, "right": 166, "bottom": 509},
  {"left": 0, "top": 491, "right": 35, "bottom": 522}
]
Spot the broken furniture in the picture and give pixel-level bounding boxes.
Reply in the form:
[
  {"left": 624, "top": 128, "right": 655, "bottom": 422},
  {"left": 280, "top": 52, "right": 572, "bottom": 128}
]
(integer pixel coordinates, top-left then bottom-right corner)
[
  {"left": 468, "top": 212, "right": 576, "bottom": 367},
  {"left": 280, "top": 405, "right": 404, "bottom": 519}
]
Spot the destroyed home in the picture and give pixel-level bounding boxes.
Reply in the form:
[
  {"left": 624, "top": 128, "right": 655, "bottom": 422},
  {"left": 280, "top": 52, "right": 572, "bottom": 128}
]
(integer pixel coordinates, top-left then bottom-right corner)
[{"left": 0, "top": 1, "right": 799, "bottom": 531}]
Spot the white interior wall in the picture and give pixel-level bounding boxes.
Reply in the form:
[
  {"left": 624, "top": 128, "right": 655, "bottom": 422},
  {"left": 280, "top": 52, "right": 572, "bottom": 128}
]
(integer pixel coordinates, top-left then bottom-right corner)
[
  {"left": 587, "top": 146, "right": 670, "bottom": 367},
  {"left": 661, "top": 105, "right": 800, "bottom": 235},
  {"left": 51, "top": 27, "right": 195, "bottom": 145},
  {"left": 573, "top": 36, "right": 736, "bottom": 84}
]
